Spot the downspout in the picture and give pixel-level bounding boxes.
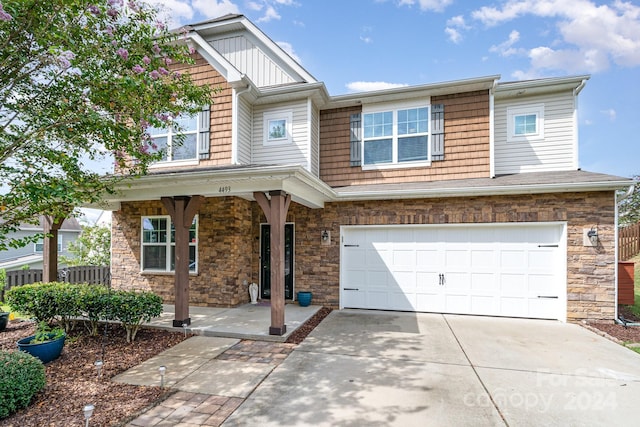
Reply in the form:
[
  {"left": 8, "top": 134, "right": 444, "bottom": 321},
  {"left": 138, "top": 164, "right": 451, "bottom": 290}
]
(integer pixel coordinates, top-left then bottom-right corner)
[
  {"left": 231, "top": 83, "right": 251, "bottom": 165},
  {"left": 489, "top": 79, "right": 497, "bottom": 178},
  {"left": 615, "top": 183, "right": 636, "bottom": 323},
  {"left": 572, "top": 79, "right": 587, "bottom": 170}
]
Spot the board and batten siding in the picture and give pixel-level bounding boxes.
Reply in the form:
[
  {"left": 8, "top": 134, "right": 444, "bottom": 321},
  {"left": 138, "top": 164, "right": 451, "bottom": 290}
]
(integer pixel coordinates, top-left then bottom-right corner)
[
  {"left": 236, "top": 95, "right": 253, "bottom": 164},
  {"left": 209, "top": 35, "right": 297, "bottom": 88},
  {"left": 252, "top": 101, "right": 311, "bottom": 170},
  {"left": 494, "top": 93, "right": 576, "bottom": 175}
]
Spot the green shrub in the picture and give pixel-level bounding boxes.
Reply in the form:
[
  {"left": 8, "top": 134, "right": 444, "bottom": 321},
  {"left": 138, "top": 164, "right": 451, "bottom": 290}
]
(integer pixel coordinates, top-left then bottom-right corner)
[
  {"left": 50, "top": 283, "right": 83, "bottom": 332},
  {"left": 79, "top": 285, "right": 113, "bottom": 336},
  {"left": 111, "top": 291, "right": 163, "bottom": 343},
  {"left": 0, "top": 351, "right": 46, "bottom": 419},
  {"left": 5, "top": 283, "right": 58, "bottom": 323}
]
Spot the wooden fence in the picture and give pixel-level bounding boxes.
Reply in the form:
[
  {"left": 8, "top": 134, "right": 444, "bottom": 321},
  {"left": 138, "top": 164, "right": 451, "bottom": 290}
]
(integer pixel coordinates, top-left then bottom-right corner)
[
  {"left": 2, "top": 265, "right": 110, "bottom": 301},
  {"left": 619, "top": 222, "right": 640, "bottom": 261}
]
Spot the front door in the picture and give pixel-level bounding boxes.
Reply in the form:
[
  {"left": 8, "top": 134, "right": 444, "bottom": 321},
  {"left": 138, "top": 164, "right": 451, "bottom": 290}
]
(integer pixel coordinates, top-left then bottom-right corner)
[{"left": 260, "top": 223, "right": 294, "bottom": 300}]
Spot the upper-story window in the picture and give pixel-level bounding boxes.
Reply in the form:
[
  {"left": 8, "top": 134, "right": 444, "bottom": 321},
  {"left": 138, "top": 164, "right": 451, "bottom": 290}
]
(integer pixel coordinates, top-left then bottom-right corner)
[
  {"left": 362, "top": 105, "right": 429, "bottom": 167},
  {"left": 263, "top": 110, "right": 293, "bottom": 146},
  {"left": 148, "top": 113, "right": 199, "bottom": 162},
  {"left": 507, "top": 104, "right": 544, "bottom": 142},
  {"left": 141, "top": 216, "right": 198, "bottom": 273}
]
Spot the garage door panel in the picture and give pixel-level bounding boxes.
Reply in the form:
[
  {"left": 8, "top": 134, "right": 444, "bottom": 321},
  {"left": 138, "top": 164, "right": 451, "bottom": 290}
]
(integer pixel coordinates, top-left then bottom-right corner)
[{"left": 341, "top": 224, "right": 565, "bottom": 320}]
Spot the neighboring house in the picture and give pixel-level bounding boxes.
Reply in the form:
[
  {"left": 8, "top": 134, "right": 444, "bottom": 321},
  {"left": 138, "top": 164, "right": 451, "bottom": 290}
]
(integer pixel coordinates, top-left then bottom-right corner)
[
  {"left": 104, "top": 14, "right": 633, "bottom": 332},
  {"left": 0, "top": 217, "right": 82, "bottom": 271}
]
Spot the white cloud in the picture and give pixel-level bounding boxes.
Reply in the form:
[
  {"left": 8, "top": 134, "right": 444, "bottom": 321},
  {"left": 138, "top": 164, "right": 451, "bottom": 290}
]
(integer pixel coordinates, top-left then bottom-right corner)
[
  {"left": 256, "top": 5, "right": 281, "bottom": 22},
  {"left": 600, "top": 108, "right": 617, "bottom": 121},
  {"left": 346, "top": 81, "right": 409, "bottom": 92},
  {"left": 447, "top": 15, "right": 469, "bottom": 29},
  {"left": 293, "top": 19, "right": 305, "bottom": 27},
  {"left": 246, "top": 1, "right": 263, "bottom": 11},
  {"left": 276, "top": 41, "right": 301, "bottom": 62},
  {"left": 192, "top": 0, "right": 240, "bottom": 19},
  {"left": 147, "top": 0, "right": 195, "bottom": 27},
  {"left": 360, "top": 36, "right": 373, "bottom": 44},
  {"left": 445, "top": 27, "right": 462, "bottom": 44},
  {"left": 398, "top": 0, "right": 453, "bottom": 12},
  {"left": 489, "top": 30, "right": 523, "bottom": 56},
  {"left": 472, "top": 0, "right": 640, "bottom": 74}
]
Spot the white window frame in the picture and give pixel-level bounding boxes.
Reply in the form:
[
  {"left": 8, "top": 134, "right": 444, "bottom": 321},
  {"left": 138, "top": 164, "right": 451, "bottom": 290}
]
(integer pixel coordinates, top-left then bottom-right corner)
[
  {"left": 507, "top": 104, "right": 544, "bottom": 143},
  {"left": 140, "top": 215, "right": 198, "bottom": 273},
  {"left": 35, "top": 236, "right": 62, "bottom": 253},
  {"left": 149, "top": 113, "right": 199, "bottom": 168},
  {"left": 361, "top": 101, "right": 431, "bottom": 170},
  {"left": 263, "top": 110, "right": 293, "bottom": 146}
]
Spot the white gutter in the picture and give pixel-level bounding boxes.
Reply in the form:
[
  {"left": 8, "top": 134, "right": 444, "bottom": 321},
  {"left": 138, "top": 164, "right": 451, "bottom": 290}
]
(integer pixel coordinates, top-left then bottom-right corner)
[
  {"left": 489, "top": 79, "right": 497, "bottom": 178},
  {"left": 334, "top": 180, "right": 634, "bottom": 201}
]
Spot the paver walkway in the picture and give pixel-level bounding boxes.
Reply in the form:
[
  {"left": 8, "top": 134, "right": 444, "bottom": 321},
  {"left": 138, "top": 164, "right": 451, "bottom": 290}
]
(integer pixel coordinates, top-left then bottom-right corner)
[{"left": 123, "top": 338, "right": 297, "bottom": 426}]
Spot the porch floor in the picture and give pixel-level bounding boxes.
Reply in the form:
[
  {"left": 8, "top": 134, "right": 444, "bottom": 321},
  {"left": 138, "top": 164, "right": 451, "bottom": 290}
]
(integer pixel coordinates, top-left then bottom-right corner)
[{"left": 144, "top": 303, "right": 321, "bottom": 342}]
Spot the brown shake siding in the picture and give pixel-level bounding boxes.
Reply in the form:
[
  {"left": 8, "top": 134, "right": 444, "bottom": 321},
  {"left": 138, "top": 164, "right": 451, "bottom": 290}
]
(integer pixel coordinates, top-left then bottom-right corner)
[
  {"left": 319, "top": 90, "right": 491, "bottom": 187},
  {"left": 167, "top": 53, "right": 233, "bottom": 169}
]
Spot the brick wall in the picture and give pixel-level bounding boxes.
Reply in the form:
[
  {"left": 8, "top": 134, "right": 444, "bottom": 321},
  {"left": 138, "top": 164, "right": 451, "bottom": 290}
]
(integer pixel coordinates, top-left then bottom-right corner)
[
  {"left": 111, "top": 197, "right": 253, "bottom": 307},
  {"left": 281, "top": 191, "right": 616, "bottom": 322},
  {"left": 319, "top": 90, "right": 491, "bottom": 187},
  {"left": 112, "top": 191, "right": 616, "bottom": 322}
]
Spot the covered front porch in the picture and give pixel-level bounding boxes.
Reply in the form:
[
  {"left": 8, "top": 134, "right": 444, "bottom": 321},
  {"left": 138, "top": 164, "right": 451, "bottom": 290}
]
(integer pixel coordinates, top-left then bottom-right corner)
[{"left": 145, "top": 303, "right": 322, "bottom": 343}]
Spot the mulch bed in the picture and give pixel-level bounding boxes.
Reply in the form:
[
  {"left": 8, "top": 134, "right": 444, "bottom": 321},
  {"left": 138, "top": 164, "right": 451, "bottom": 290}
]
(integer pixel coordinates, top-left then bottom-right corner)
[
  {"left": 587, "top": 305, "right": 640, "bottom": 343},
  {"left": 1, "top": 320, "right": 187, "bottom": 427},
  {"left": 0, "top": 307, "right": 333, "bottom": 426}
]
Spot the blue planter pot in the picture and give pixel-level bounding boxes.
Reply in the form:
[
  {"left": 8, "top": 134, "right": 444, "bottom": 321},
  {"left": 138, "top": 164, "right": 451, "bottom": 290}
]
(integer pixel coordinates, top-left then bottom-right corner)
[
  {"left": 17, "top": 333, "right": 66, "bottom": 364},
  {"left": 297, "top": 291, "right": 312, "bottom": 307}
]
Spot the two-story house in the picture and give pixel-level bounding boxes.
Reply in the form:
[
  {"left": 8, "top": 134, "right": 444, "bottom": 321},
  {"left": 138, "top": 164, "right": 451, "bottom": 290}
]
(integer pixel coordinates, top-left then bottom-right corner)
[{"left": 104, "top": 14, "right": 633, "bottom": 334}]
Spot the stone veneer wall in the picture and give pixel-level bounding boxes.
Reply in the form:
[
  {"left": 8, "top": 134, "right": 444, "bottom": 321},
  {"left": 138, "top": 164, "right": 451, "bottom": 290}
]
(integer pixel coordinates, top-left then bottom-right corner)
[
  {"left": 112, "top": 191, "right": 616, "bottom": 322},
  {"left": 272, "top": 191, "right": 616, "bottom": 322},
  {"left": 111, "top": 197, "right": 253, "bottom": 307}
]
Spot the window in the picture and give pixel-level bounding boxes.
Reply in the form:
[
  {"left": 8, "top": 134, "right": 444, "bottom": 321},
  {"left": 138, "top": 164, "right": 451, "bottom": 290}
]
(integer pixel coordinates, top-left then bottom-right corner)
[
  {"left": 141, "top": 216, "right": 198, "bottom": 272},
  {"left": 507, "top": 104, "right": 544, "bottom": 142},
  {"left": 263, "top": 111, "right": 293, "bottom": 146},
  {"left": 148, "top": 113, "right": 198, "bottom": 162},
  {"left": 35, "top": 236, "right": 62, "bottom": 252},
  {"left": 363, "top": 106, "right": 429, "bottom": 167}
]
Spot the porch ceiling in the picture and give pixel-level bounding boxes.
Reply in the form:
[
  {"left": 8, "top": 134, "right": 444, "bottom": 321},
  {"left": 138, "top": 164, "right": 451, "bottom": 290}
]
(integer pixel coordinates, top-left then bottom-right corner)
[{"left": 100, "top": 165, "right": 335, "bottom": 210}]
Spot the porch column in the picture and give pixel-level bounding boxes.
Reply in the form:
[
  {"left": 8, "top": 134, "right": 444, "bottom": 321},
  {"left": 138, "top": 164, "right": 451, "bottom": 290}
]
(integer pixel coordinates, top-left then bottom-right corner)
[
  {"left": 161, "top": 195, "right": 204, "bottom": 327},
  {"left": 42, "top": 215, "right": 65, "bottom": 283},
  {"left": 254, "top": 190, "right": 291, "bottom": 335}
]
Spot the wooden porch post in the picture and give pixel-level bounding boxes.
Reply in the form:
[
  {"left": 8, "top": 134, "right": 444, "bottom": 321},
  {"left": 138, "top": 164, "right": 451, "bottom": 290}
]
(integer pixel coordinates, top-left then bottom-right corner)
[
  {"left": 42, "top": 215, "right": 65, "bottom": 283},
  {"left": 162, "top": 195, "right": 204, "bottom": 327},
  {"left": 254, "top": 190, "right": 291, "bottom": 336}
]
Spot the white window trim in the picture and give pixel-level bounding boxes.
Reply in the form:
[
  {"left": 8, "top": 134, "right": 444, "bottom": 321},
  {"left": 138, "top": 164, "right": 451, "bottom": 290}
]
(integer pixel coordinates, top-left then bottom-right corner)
[
  {"left": 140, "top": 215, "right": 198, "bottom": 273},
  {"left": 361, "top": 100, "right": 431, "bottom": 170},
  {"left": 507, "top": 104, "right": 545, "bottom": 143},
  {"left": 263, "top": 111, "right": 293, "bottom": 146},
  {"left": 35, "top": 236, "right": 63, "bottom": 253},
  {"left": 149, "top": 113, "right": 200, "bottom": 167}
]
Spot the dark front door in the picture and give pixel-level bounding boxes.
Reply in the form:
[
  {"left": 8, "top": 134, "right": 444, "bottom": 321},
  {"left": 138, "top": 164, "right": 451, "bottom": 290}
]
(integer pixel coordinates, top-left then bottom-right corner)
[{"left": 260, "top": 223, "right": 294, "bottom": 300}]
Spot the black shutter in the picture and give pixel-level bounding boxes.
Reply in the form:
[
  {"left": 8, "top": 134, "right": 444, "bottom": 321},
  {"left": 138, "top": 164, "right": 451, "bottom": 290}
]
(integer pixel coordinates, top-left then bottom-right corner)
[
  {"left": 431, "top": 104, "right": 444, "bottom": 161},
  {"left": 350, "top": 113, "right": 362, "bottom": 167},
  {"left": 198, "top": 104, "right": 210, "bottom": 160}
]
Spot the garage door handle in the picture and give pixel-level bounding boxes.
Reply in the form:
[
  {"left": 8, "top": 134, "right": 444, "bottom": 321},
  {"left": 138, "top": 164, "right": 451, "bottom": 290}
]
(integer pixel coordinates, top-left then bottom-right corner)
[
  {"left": 344, "top": 244, "right": 360, "bottom": 247},
  {"left": 537, "top": 295, "right": 558, "bottom": 299},
  {"left": 343, "top": 287, "right": 359, "bottom": 291},
  {"left": 538, "top": 244, "right": 559, "bottom": 248}
]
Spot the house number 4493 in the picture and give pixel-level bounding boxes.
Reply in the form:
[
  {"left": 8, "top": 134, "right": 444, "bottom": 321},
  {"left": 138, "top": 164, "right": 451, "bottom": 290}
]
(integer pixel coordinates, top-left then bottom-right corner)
[{"left": 218, "top": 186, "right": 231, "bottom": 193}]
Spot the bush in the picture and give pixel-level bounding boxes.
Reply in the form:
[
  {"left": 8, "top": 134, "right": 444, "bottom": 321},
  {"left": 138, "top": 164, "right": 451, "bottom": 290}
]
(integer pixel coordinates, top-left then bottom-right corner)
[
  {"left": 0, "top": 351, "right": 46, "bottom": 419},
  {"left": 50, "top": 283, "right": 83, "bottom": 332},
  {"left": 79, "top": 285, "right": 113, "bottom": 336},
  {"left": 5, "top": 283, "right": 59, "bottom": 323},
  {"left": 111, "top": 291, "right": 163, "bottom": 343}
]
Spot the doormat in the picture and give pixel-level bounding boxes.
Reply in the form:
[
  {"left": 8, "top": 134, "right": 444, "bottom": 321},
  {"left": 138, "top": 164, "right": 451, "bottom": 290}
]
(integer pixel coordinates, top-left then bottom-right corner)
[{"left": 257, "top": 301, "right": 271, "bottom": 307}]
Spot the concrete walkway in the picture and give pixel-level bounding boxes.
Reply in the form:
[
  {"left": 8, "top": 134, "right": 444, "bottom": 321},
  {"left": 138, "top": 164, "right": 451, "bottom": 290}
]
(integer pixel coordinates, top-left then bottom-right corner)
[
  {"left": 116, "top": 310, "right": 640, "bottom": 426},
  {"left": 146, "top": 303, "right": 320, "bottom": 342}
]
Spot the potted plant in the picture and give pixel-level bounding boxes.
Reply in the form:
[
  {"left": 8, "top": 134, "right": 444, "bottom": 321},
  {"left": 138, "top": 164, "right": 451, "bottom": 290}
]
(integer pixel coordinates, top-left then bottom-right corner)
[
  {"left": 297, "top": 291, "right": 312, "bottom": 307},
  {"left": 17, "top": 322, "right": 66, "bottom": 363}
]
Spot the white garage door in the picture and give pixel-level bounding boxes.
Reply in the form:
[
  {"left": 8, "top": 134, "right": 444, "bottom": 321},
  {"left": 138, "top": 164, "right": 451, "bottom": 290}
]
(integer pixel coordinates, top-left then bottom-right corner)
[{"left": 340, "top": 223, "right": 566, "bottom": 320}]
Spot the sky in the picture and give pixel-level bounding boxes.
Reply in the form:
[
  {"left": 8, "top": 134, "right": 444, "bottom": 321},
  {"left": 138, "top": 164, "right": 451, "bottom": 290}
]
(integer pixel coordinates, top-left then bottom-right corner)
[{"left": 144, "top": 0, "right": 640, "bottom": 180}]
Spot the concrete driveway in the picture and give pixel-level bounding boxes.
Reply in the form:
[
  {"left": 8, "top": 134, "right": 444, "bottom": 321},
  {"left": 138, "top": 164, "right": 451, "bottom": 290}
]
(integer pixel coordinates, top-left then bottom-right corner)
[{"left": 224, "top": 310, "right": 640, "bottom": 426}]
